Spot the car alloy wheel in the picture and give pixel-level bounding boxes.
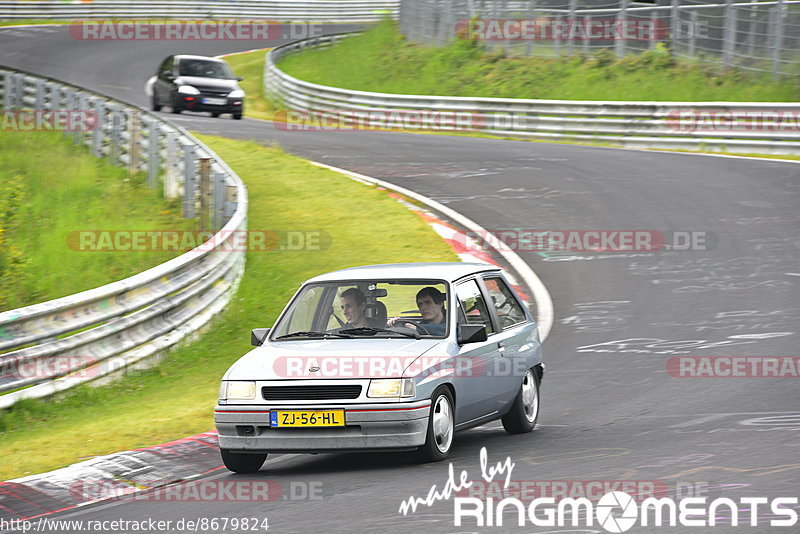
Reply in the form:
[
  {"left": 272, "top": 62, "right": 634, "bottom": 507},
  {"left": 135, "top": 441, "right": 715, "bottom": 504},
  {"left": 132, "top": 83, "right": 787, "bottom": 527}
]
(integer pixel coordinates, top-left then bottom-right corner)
[
  {"left": 502, "top": 367, "right": 540, "bottom": 434},
  {"left": 414, "top": 386, "right": 455, "bottom": 462},
  {"left": 432, "top": 393, "right": 454, "bottom": 453},
  {"left": 521, "top": 369, "right": 539, "bottom": 423}
]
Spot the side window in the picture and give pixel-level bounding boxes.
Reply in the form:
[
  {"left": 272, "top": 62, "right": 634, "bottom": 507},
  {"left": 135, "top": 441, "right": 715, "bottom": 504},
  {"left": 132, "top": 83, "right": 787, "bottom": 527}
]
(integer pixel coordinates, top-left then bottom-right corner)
[
  {"left": 159, "top": 56, "right": 173, "bottom": 77},
  {"left": 455, "top": 279, "right": 494, "bottom": 335},
  {"left": 483, "top": 276, "right": 527, "bottom": 330}
]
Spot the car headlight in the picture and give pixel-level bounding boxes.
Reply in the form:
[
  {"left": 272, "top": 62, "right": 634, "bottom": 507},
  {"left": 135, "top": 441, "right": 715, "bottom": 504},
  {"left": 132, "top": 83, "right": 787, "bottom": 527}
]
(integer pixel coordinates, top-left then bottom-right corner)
[
  {"left": 367, "top": 378, "right": 416, "bottom": 398},
  {"left": 178, "top": 85, "right": 200, "bottom": 95},
  {"left": 223, "top": 381, "right": 256, "bottom": 400},
  {"left": 227, "top": 89, "right": 245, "bottom": 98}
]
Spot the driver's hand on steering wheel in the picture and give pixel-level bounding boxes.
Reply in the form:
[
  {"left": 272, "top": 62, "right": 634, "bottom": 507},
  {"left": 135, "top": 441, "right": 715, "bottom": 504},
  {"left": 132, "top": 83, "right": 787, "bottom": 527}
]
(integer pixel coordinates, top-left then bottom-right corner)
[{"left": 387, "top": 317, "right": 417, "bottom": 330}]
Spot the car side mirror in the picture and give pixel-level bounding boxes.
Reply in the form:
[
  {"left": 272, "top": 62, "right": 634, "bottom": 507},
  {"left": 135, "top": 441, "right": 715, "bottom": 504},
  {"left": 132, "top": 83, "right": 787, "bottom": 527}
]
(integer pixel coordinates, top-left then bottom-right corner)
[
  {"left": 236, "top": 76, "right": 244, "bottom": 81},
  {"left": 163, "top": 72, "right": 175, "bottom": 80},
  {"left": 251, "top": 328, "right": 271, "bottom": 346},
  {"left": 457, "top": 324, "right": 487, "bottom": 345}
]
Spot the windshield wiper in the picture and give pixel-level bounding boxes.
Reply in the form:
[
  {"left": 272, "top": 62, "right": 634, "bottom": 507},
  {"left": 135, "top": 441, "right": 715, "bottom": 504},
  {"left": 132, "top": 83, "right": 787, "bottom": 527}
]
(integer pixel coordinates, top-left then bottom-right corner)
[
  {"left": 274, "top": 330, "right": 353, "bottom": 340},
  {"left": 339, "top": 327, "right": 420, "bottom": 340}
]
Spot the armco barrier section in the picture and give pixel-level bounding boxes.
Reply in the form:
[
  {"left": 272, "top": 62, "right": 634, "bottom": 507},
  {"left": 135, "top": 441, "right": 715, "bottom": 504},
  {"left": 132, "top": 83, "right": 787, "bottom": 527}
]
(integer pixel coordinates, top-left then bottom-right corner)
[
  {"left": 265, "top": 33, "right": 800, "bottom": 155},
  {"left": 0, "top": 67, "right": 248, "bottom": 409},
  {"left": 0, "top": 0, "right": 398, "bottom": 21}
]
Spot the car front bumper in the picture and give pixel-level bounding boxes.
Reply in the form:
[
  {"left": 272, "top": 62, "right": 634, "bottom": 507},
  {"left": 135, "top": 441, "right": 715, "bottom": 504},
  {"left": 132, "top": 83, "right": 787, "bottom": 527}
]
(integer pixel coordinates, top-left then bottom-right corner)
[
  {"left": 177, "top": 95, "right": 242, "bottom": 113},
  {"left": 214, "top": 400, "right": 431, "bottom": 452}
]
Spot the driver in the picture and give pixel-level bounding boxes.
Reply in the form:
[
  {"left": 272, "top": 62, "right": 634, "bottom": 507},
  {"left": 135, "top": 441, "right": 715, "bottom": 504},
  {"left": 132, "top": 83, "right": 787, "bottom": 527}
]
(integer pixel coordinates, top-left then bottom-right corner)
[
  {"left": 339, "top": 288, "right": 368, "bottom": 329},
  {"left": 388, "top": 287, "right": 447, "bottom": 336}
]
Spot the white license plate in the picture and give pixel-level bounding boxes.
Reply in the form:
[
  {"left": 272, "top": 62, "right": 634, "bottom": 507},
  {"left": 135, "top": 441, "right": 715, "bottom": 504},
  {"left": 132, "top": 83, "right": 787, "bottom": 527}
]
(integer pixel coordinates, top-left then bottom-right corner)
[{"left": 203, "top": 97, "right": 227, "bottom": 106}]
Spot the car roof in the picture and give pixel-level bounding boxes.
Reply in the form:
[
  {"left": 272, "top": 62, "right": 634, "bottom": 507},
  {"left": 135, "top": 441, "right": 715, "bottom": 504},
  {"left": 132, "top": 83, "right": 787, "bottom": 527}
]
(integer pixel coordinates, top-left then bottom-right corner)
[
  {"left": 306, "top": 262, "right": 501, "bottom": 284},
  {"left": 174, "top": 55, "right": 225, "bottom": 63}
]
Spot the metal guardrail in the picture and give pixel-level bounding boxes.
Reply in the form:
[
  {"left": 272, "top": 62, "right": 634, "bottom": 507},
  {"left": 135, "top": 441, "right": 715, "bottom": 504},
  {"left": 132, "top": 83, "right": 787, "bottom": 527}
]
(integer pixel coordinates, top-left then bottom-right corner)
[
  {"left": 0, "top": 67, "right": 248, "bottom": 409},
  {"left": 0, "top": 0, "right": 398, "bottom": 21},
  {"left": 265, "top": 33, "right": 800, "bottom": 155}
]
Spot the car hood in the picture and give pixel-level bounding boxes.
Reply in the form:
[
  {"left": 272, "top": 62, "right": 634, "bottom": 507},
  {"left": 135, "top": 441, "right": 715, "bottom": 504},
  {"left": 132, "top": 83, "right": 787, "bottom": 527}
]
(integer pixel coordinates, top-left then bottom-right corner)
[
  {"left": 224, "top": 338, "right": 445, "bottom": 380},
  {"left": 175, "top": 76, "right": 240, "bottom": 90}
]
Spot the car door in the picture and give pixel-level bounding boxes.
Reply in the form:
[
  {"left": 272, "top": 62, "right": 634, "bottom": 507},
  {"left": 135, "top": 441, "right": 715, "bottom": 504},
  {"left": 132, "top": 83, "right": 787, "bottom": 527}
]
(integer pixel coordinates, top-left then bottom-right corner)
[
  {"left": 154, "top": 56, "right": 174, "bottom": 104},
  {"left": 479, "top": 274, "right": 537, "bottom": 411},
  {"left": 452, "top": 277, "right": 504, "bottom": 428}
]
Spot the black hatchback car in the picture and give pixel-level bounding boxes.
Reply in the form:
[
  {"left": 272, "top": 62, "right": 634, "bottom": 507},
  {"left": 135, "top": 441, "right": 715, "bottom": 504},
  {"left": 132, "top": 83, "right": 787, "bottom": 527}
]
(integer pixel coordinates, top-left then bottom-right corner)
[{"left": 151, "top": 55, "right": 244, "bottom": 119}]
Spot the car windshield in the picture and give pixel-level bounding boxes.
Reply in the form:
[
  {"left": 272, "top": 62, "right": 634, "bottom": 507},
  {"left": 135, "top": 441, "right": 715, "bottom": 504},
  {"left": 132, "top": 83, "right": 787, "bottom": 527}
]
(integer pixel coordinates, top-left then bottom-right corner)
[
  {"left": 271, "top": 280, "right": 450, "bottom": 339},
  {"left": 178, "top": 59, "right": 234, "bottom": 79}
]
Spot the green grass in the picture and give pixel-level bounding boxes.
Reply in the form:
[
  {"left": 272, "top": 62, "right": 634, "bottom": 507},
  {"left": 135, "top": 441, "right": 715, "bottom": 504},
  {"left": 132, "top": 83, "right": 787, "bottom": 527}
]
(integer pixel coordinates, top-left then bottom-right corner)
[
  {"left": 222, "top": 48, "right": 278, "bottom": 122},
  {"left": 0, "top": 130, "right": 193, "bottom": 311},
  {"left": 279, "top": 20, "right": 800, "bottom": 102},
  {"left": 0, "top": 135, "right": 458, "bottom": 480}
]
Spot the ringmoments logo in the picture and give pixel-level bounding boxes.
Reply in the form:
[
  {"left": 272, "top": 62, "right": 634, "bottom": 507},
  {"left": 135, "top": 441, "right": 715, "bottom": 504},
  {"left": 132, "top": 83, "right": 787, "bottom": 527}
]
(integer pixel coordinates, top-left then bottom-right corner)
[{"left": 398, "top": 448, "right": 799, "bottom": 531}]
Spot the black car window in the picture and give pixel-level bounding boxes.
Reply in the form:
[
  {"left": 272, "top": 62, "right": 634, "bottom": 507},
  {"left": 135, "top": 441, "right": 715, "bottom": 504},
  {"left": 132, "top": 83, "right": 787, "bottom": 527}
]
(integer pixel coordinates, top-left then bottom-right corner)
[
  {"left": 159, "top": 56, "right": 173, "bottom": 76},
  {"left": 178, "top": 59, "right": 233, "bottom": 79},
  {"left": 483, "top": 276, "right": 527, "bottom": 330},
  {"left": 455, "top": 278, "right": 494, "bottom": 335}
]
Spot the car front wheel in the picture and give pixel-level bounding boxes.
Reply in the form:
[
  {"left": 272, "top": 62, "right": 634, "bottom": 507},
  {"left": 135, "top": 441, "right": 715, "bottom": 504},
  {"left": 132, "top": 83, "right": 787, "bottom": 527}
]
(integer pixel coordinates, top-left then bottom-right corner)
[
  {"left": 151, "top": 93, "right": 161, "bottom": 112},
  {"left": 220, "top": 449, "right": 268, "bottom": 473},
  {"left": 502, "top": 367, "right": 540, "bottom": 434},
  {"left": 414, "top": 386, "right": 454, "bottom": 463}
]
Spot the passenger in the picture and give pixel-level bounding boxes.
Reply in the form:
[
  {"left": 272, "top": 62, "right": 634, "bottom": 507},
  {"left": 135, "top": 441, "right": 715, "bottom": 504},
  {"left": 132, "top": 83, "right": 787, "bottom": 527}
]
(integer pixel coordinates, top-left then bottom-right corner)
[
  {"left": 339, "top": 288, "right": 368, "bottom": 329},
  {"left": 388, "top": 287, "right": 447, "bottom": 336}
]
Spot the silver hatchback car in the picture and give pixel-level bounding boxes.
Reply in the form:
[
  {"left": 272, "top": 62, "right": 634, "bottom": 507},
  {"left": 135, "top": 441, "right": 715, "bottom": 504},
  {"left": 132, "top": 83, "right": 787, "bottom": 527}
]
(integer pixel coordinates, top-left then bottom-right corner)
[{"left": 214, "top": 263, "right": 544, "bottom": 472}]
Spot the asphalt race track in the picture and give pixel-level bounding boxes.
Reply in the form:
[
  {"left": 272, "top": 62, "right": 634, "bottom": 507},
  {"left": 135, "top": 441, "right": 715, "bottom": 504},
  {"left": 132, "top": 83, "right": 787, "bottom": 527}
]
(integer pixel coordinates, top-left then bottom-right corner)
[{"left": 1, "top": 24, "right": 799, "bottom": 534}]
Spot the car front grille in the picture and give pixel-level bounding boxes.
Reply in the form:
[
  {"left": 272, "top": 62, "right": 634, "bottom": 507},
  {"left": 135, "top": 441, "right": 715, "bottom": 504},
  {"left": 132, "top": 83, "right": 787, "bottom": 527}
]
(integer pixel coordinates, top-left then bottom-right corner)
[
  {"left": 262, "top": 385, "right": 362, "bottom": 400},
  {"left": 195, "top": 86, "right": 230, "bottom": 97}
]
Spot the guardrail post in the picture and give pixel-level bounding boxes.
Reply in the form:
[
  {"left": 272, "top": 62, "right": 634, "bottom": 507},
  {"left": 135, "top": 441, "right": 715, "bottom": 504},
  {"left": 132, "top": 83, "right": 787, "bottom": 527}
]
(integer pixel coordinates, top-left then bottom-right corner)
[
  {"left": 213, "top": 170, "right": 226, "bottom": 230},
  {"left": 147, "top": 121, "right": 160, "bottom": 188},
  {"left": 92, "top": 99, "right": 104, "bottom": 158},
  {"left": 198, "top": 157, "right": 212, "bottom": 231},
  {"left": 722, "top": 0, "right": 736, "bottom": 70},
  {"left": 129, "top": 111, "right": 140, "bottom": 175},
  {"left": 616, "top": 0, "right": 629, "bottom": 58},
  {"left": 165, "top": 130, "right": 180, "bottom": 199},
  {"left": 12, "top": 73, "right": 23, "bottom": 109},
  {"left": 110, "top": 105, "right": 122, "bottom": 164},
  {"left": 2, "top": 72, "right": 11, "bottom": 110},
  {"left": 35, "top": 79, "right": 44, "bottom": 111},
  {"left": 772, "top": 0, "right": 785, "bottom": 78},
  {"left": 183, "top": 143, "right": 196, "bottom": 218},
  {"left": 223, "top": 181, "right": 238, "bottom": 226},
  {"left": 75, "top": 93, "right": 86, "bottom": 145}
]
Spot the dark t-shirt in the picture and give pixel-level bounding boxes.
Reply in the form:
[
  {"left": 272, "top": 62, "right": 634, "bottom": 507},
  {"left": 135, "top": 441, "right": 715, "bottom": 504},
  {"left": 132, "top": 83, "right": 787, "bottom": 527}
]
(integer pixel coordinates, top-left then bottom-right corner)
[{"left": 420, "top": 320, "right": 446, "bottom": 336}]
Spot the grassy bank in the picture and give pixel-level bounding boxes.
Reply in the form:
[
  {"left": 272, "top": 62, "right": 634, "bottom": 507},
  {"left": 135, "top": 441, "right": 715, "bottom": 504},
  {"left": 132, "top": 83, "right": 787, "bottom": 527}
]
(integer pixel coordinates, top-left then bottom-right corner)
[
  {"left": 0, "top": 135, "right": 458, "bottom": 480},
  {"left": 0, "top": 130, "right": 193, "bottom": 311},
  {"left": 222, "top": 49, "right": 277, "bottom": 122},
  {"left": 279, "top": 20, "right": 799, "bottom": 102}
]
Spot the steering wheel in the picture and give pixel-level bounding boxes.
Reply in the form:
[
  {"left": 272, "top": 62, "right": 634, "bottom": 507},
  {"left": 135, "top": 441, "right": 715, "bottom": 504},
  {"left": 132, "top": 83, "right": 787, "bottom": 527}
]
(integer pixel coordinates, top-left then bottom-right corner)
[{"left": 392, "top": 319, "right": 431, "bottom": 335}]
